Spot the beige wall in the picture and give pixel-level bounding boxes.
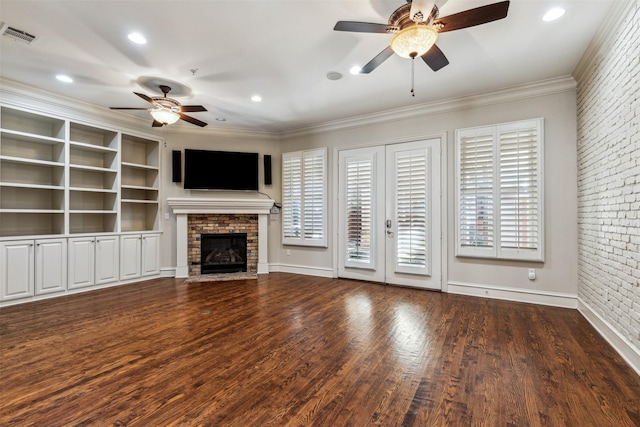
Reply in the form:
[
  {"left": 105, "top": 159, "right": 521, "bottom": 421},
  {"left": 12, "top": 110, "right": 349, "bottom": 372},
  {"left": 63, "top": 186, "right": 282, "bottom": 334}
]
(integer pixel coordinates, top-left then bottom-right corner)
[
  {"left": 160, "top": 129, "right": 282, "bottom": 271},
  {"left": 280, "top": 87, "right": 579, "bottom": 302}
]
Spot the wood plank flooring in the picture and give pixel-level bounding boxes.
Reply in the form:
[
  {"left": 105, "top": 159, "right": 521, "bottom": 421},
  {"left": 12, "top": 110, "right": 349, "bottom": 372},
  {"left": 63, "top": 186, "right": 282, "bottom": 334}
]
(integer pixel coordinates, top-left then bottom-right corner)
[{"left": 1, "top": 273, "right": 639, "bottom": 426}]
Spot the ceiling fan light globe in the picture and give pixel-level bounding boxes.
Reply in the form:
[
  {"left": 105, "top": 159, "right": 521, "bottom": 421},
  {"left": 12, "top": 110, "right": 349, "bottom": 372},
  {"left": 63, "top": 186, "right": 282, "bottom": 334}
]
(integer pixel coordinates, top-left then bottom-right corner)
[
  {"left": 150, "top": 109, "right": 180, "bottom": 125},
  {"left": 390, "top": 25, "right": 438, "bottom": 59}
]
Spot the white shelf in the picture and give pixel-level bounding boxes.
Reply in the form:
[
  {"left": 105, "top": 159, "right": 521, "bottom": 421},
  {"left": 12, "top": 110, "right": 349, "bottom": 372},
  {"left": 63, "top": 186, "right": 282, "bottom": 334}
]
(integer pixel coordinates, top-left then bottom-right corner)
[
  {"left": 0, "top": 209, "right": 65, "bottom": 213},
  {"left": 0, "top": 182, "right": 65, "bottom": 190},
  {"left": 69, "top": 163, "right": 118, "bottom": 173},
  {"left": 69, "top": 186, "right": 117, "bottom": 194},
  {"left": 121, "top": 199, "right": 159, "bottom": 204},
  {"left": 1, "top": 129, "right": 65, "bottom": 145},
  {"left": 0, "top": 155, "right": 64, "bottom": 168},
  {"left": 69, "top": 140, "right": 118, "bottom": 153},
  {"left": 121, "top": 184, "right": 158, "bottom": 191},
  {"left": 69, "top": 210, "right": 117, "bottom": 214},
  {"left": 121, "top": 161, "right": 158, "bottom": 171}
]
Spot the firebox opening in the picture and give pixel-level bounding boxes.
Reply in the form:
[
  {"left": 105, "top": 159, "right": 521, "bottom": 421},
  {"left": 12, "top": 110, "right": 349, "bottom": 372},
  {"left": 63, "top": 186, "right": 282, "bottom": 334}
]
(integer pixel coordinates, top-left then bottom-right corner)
[{"left": 201, "top": 233, "right": 247, "bottom": 274}]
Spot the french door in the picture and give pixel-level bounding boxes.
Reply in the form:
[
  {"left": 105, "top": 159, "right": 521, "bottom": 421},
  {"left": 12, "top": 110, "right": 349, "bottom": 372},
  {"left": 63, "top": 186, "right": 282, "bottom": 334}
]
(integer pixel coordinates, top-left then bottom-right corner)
[{"left": 337, "top": 139, "right": 441, "bottom": 290}]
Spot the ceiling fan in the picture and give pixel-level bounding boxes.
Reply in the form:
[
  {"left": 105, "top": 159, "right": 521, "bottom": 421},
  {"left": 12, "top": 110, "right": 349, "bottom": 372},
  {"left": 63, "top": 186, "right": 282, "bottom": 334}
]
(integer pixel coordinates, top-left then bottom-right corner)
[
  {"left": 334, "top": 0, "right": 510, "bottom": 74},
  {"left": 110, "top": 85, "right": 208, "bottom": 127}
]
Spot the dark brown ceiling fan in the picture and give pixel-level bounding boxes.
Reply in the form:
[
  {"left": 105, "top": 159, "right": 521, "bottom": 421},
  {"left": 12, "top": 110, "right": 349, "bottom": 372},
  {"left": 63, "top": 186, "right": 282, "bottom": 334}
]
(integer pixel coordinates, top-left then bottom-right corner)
[
  {"left": 334, "top": 0, "right": 510, "bottom": 74},
  {"left": 110, "top": 85, "right": 208, "bottom": 127}
]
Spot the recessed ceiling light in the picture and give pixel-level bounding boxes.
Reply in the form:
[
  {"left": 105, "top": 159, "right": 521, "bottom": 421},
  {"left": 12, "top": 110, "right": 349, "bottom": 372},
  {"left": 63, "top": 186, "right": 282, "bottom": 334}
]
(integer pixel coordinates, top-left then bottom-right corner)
[
  {"left": 543, "top": 7, "right": 565, "bottom": 22},
  {"left": 127, "top": 32, "right": 147, "bottom": 44},
  {"left": 215, "top": 117, "right": 227, "bottom": 122},
  {"left": 251, "top": 95, "right": 262, "bottom": 102},
  {"left": 326, "top": 71, "right": 343, "bottom": 81},
  {"left": 56, "top": 74, "right": 73, "bottom": 83},
  {"left": 350, "top": 66, "right": 362, "bottom": 75}
]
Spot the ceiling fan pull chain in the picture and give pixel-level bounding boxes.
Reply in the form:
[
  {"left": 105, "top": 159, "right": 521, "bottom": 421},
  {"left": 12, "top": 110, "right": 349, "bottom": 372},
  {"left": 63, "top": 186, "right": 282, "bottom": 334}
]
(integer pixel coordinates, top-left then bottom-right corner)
[{"left": 410, "top": 53, "right": 416, "bottom": 97}]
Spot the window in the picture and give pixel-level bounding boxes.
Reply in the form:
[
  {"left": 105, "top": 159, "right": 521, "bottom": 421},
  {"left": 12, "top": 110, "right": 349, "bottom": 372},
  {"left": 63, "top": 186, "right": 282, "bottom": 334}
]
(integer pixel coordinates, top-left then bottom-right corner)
[
  {"left": 282, "top": 148, "right": 327, "bottom": 247},
  {"left": 455, "top": 118, "right": 544, "bottom": 261}
]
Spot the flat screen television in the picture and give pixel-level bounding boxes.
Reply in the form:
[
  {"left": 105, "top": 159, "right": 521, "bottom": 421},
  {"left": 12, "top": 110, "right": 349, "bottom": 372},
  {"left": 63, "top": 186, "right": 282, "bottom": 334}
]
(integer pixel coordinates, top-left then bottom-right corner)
[{"left": 184, "top": 149, "right": 259, "bottom": 191}]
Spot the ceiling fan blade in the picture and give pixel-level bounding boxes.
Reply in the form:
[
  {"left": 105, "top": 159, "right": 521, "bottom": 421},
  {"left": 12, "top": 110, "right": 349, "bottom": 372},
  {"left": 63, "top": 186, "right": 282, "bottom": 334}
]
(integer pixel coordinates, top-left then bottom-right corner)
[
  {"left": 434, "top": 1, "right": 510, "bottom": 33},
  {"left": 359, "top": 46, "right": 395, "bottom": 74},
  {"left": 421, "top": 44, "right": 449, "bottom": 71},
  {"left": 179, "top": 105, "right": 208, "bottom": 113},
  {"left": 109, "top": 107, "right": 150, "bottom": 110},
  {"left": 334, "top": 21, "right": 394, "bottom": 34},
  {"left": 134, "top": 92, "right": 155, "bottom": 104},
  {"left": 152, "top": 120, "right": 164, "bottom": 127},
  {"left": 179, "top": 113, "right": 208, "bottom": 127}
]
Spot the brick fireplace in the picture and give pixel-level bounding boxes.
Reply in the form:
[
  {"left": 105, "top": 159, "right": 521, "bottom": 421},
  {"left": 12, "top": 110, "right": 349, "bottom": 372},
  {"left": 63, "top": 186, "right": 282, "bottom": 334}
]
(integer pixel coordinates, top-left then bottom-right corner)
[
  {"left": 167, "top": 198, "right": 274, "bottom": 278},
  {"left": 188, "top": 214, "right": 257, "bottom": 276}
]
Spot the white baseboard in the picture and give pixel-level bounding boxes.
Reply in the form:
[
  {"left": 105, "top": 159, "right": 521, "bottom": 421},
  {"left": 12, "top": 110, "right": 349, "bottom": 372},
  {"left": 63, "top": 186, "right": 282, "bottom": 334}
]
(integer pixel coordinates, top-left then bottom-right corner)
[
  {"left": 578, "top": 298, "right": 640, "bottom": 376},
  {"left": 447, "top": 280, "right": 578, "bottom": 308},
  {"left": 269, "top": 263, "right": 334, "bottom": 278},
  {"left": 160, "top": 268, "right": 176, "bottom": 278}
]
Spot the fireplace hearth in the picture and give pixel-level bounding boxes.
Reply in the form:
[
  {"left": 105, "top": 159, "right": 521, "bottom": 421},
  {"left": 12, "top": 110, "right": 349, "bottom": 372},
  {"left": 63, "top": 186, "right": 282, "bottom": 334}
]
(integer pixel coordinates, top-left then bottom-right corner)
[{"left": 200, "top": 233, "right": 248, "bottom": 274}]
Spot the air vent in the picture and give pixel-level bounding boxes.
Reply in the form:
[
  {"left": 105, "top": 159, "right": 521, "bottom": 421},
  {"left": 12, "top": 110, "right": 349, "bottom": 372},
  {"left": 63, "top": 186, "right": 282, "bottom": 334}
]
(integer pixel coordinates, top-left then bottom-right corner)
[{"left": 1, "top": 23, "right": 38, "bottom": 45}]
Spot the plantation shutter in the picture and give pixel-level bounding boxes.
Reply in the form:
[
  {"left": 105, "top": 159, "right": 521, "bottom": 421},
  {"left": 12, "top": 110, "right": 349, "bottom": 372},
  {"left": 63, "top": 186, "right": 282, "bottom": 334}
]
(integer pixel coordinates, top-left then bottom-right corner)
[
  {"left": 395, "top": 149, "right": 429, "bottom": 275},
  {"left": 282, "top": 148, "right": 327, "bottom": 247},
  {"left": 456, "top": 119, "right": 543, "bottom": 261},
  {"left": 345, "top": 156, "right": 373, "bottom": 265},
  {"left": 282, "top": 153, "right": 302, "bottom": 240},
  {"left": 458, "top": 129, "right": 495, "bottom": 252},
  {"left": 499, "top": 122, "right": 540, "bottom": 252},
  {"left": 303, "top": 149, "right": 326, "bottom": 242}
]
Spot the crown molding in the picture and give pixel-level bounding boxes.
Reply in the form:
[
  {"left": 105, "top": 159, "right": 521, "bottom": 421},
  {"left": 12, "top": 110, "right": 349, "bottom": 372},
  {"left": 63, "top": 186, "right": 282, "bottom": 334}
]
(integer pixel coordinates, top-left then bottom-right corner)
[
  {"left": 2, "top": 74, "right": 578, "bottom": 142},
  {"left": 0, "top": 77, "right": 163, "bottom": 137},
  {"left": 280, "top": 76, "right": 577, "bottom": 139},
  {"left": 0, "top": 78, "right": 279, "bottom": 141},
  {"left": 573, "top": 0, "right": 636, "bottom": 83}
]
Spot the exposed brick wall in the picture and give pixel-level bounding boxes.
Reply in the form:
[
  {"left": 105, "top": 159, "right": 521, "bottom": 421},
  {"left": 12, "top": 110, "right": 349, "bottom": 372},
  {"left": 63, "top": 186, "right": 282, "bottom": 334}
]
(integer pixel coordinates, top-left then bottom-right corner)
[
  {"left": 575, "top": 1, "right": 639, "bottom": 348},
  {"left": 187, "top": 214, "right": 259, "bottom": 276}
]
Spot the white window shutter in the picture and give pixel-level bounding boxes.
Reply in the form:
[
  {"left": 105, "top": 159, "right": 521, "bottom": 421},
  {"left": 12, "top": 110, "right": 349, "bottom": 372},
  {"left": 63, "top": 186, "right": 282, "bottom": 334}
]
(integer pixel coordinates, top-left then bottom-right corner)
[
  {"left": 345, "top": 156, "right": 373, "bottom": 265},
  {"left": 282, "top": 153, "right": 302, "bottom": 241},
  {"left": 302, "top": 149, "right": 326, "bottom": 244},
  {"left": 457, "top": 128, "right": 496, "bottom": 257},
  {"left": 456, "top": 119, "right": 544, "bottom": 261},
  {"left": 395, "top": 149, "right": 430, "bottom": 275},
  {"left": 282, "top": 148, "right": 327, "bottom": 247},
  {"left": 498, "top": 120, "right": 543, "bottom": 260}
]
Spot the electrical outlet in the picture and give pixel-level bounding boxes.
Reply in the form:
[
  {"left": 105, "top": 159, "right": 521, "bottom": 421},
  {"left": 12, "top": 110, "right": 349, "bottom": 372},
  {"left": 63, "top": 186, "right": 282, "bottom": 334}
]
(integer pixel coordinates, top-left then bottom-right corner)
[
  {"left": 604, "top": 290, "right": 609, "bottom": 302},
  {"left": 286, "top": 249, "right": 291, "bottom": 256},
  {"left": 528, "top": 268, "right": 536, "bottom": 280}
]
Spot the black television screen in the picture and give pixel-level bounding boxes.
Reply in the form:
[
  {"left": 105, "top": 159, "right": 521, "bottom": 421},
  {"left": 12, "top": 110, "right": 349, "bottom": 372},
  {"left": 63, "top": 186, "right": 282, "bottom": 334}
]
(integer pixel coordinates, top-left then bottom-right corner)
[{"left": 184, "top": 149, "right": 259, "bottom": 191}]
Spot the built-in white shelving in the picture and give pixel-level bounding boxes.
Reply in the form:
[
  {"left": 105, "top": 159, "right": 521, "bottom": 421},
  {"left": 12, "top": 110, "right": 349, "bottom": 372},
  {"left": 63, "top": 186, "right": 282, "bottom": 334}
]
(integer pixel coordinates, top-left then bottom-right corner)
[
  {"left": 0, "top": 105, "right": 161, "bottom": 237},
  {"left": 0, "top": 104, "right": 163, "bottom": 306}
]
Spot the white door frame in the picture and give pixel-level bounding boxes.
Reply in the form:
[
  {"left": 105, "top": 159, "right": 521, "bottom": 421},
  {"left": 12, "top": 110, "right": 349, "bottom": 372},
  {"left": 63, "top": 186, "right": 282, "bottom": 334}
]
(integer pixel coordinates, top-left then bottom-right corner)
[{"left": 332, "top": 132, "right": 448, "bottom": 291}]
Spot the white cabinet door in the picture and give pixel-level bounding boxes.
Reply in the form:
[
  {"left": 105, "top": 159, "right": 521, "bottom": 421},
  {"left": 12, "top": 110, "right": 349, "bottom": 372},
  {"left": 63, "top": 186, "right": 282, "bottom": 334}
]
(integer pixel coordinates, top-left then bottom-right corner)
[
  {"left": 35, "top": 238, "right": 67, "bottom": 295},
  {"left": 141, "top": 234, "right": 160, "bottom": 277},
  {"left": 68, "top": 237, "right": 95, "bottom": 289},
  {"left": 0, "top": 240, "right": 34, "bottom": 301},
  {"left": 120, "top": 234, "right": 142, "bottom": 280},
  {"left": 96, "top": 236, "right": 119, "bottom": 285}
]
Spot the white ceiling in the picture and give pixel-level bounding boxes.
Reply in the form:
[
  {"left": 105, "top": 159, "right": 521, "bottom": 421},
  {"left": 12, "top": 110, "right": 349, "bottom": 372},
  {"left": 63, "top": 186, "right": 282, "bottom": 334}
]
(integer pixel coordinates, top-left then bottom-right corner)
[{"left": 0, "top": 0, "right": 614, "bottom": 133}]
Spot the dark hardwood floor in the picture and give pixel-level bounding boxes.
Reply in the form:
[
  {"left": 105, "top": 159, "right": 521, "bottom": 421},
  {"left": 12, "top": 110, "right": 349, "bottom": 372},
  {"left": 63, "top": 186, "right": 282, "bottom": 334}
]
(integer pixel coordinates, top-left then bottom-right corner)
[{"left": 1, "top": 273, "right": 639, "bottom": 426}]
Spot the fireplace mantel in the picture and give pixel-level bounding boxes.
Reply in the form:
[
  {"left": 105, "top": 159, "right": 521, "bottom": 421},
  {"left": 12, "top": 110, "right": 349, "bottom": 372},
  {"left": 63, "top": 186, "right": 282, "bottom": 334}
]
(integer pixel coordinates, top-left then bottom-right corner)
[{"left": 168, "top": 197, "right": 274, "bottom": 278}]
